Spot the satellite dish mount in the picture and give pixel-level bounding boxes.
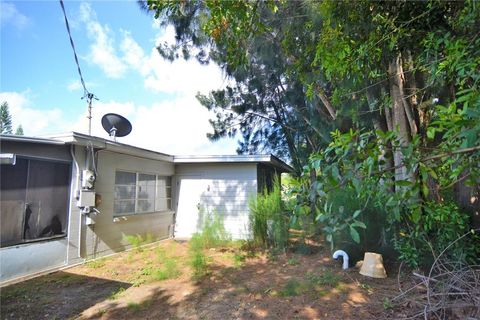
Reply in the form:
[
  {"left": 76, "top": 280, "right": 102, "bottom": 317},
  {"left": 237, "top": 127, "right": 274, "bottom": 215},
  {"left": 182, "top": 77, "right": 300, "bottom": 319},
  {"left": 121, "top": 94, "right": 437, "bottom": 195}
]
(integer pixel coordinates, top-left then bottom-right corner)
[{"left": 101, "top": 113, "right": 132, "bottom": 141}]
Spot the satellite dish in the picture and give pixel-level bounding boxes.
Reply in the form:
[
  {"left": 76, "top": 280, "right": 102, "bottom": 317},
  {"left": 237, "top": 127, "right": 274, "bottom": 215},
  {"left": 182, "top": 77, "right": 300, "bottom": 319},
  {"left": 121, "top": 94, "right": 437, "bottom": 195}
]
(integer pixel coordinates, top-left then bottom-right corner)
[{"left": 101, "top": 113, "right": 132, "bottom": 140}]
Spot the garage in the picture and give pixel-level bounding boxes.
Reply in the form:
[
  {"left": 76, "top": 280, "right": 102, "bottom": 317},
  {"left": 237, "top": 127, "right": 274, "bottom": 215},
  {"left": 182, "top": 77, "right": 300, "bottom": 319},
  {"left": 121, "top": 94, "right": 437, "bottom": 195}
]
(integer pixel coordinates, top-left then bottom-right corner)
[{"left": 173, "top": 155, "right": 292, "bottom": 239}]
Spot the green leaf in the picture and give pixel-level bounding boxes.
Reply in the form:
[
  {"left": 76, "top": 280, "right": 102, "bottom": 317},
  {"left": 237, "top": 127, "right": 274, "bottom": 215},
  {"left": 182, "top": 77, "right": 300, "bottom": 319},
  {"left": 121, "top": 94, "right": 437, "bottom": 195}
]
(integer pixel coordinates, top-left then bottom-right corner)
[
  {"left": 349, "top": 226, "right": 360, "bottom": 243},
  {"left": 351, "top": 221, "right": 367, "bottom": 229},
  {"left": 326, "top": 234, "right": 333, "bottom": 243},
  {"left": 332, "top": 165, "right": 340, "bottom": 180},
  {"left": 427, "top": 127, "right": 435, "bottom": 139},
  {"left": 353, "top": 209, "right": 361, "bottom": 218},
  {"left": 396, "top": 180, "right": 412, "bottom": 187}
]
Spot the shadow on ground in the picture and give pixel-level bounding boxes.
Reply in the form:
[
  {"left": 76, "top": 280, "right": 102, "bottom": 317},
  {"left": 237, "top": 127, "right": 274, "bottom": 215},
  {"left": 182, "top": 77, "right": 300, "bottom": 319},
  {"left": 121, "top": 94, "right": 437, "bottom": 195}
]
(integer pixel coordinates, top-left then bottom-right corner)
[{"left": 1, "top": 271, "right": 131, "bottom": 320}]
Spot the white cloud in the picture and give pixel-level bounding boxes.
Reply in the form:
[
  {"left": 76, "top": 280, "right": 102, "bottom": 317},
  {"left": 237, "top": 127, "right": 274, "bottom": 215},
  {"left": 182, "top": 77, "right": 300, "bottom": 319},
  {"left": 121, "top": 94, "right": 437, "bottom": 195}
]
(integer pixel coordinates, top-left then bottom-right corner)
[
  {"left": 0, "top": 3, "right": 31, "bottom": 30},
  {"left": 79, "top": 2, "right": 127, "bottom": 78},
  {"left": 70, "top": 96, "right": 237, "bottom": 155},
  {"left": 77, "top": 4, "right": 226, "bottom": 95},
  {"left": 1, "top": 90, "right": 238, "bottom": 155},
  {"left": 120, "top": 25, "right": 226, "bottom": 95},
  {"left": 66, "top": 80, "right": 96, "bottom": 92},
  {"left": 0, "top": 91, "right": 74, "bottom": 135}
]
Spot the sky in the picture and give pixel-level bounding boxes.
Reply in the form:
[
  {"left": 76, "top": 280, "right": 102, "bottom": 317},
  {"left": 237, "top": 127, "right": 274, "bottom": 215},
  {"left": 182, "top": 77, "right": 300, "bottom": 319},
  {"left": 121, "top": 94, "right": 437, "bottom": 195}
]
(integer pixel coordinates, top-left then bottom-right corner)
[{"left": 0, "top": 0, "right": 239, "bottom": 155}]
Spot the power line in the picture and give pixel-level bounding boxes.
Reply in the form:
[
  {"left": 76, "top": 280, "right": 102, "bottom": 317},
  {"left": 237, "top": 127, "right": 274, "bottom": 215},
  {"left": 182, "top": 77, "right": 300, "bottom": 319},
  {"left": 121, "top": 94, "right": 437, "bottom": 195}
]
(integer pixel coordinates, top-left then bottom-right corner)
[{"left": 59, "top": 0, "right": 97, "bottom": 135}]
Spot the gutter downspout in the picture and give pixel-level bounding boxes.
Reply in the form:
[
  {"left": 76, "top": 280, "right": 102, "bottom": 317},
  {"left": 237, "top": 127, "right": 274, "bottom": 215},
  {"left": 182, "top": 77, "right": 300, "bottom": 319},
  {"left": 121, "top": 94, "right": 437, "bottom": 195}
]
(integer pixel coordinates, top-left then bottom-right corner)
[{"left": 70, "top": 145, "right": 82, "bottom": 259}]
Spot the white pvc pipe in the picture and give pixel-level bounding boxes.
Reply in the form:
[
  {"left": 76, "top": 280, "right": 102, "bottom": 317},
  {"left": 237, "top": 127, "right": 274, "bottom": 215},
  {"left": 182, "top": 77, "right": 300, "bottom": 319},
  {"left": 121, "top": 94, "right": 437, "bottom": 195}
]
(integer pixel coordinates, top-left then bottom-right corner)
[{"left": 333, "top": 250, "right": 349, "bottom": 270}]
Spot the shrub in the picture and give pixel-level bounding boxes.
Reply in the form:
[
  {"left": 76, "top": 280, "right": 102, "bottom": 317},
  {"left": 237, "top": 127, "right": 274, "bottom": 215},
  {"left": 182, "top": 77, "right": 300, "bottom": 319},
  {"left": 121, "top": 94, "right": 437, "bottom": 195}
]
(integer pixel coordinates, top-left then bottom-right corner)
[
  {"left": 395, "top": 201, "right": 479, "bottom": 269},
  {"left": 188, "top": 211, "right": 231, "bottom": 278},
  {"left": 196, "top": 210, "right": 231, "bottom": 248},
  {"left": 249, "top": 178, "right": 288, "bottom": 251}
]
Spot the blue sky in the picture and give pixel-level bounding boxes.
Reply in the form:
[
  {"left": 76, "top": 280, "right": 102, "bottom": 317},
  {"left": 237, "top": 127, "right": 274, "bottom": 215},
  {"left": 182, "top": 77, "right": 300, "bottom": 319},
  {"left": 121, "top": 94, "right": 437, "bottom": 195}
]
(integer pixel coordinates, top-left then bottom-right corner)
[{"left": 1, "top": 1, "right": 238, "bottom": 155}]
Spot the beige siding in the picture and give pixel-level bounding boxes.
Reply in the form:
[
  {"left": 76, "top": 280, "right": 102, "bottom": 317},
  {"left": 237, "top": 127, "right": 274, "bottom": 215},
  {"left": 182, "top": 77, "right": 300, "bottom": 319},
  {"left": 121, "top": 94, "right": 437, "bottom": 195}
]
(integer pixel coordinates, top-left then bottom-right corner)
[
  {"left": 175, "top": 163, "right": 257, "bottom": 239},
  {"left": 71, "top": 149, "right": 175, "bottom": 260}
]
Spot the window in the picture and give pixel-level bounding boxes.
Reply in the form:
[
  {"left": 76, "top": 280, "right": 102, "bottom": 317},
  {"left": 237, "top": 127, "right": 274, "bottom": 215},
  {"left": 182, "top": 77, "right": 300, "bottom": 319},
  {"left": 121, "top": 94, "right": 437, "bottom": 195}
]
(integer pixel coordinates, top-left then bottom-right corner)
[
  {"left": 0, "top": 157, "right": 71, "bottom": 248},
  {"left": 114, "top": 171, "right": 172, "bottom": 216}
]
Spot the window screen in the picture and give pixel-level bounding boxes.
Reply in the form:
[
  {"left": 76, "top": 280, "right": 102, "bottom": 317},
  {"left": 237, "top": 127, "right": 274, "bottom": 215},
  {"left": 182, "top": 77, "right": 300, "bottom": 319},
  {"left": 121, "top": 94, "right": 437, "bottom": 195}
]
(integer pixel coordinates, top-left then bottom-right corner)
[
  {"left": 0, "top": 157, "right": 70, "bottom": 248},
  {"left": 155, "top": 176, "right": 172, "bottom": 212},
  {"left": 114, "top": 171, "right": 136, "bottom": 215},
  {"left": 114, "top": 171, "right": 172, "bottom": 216}
]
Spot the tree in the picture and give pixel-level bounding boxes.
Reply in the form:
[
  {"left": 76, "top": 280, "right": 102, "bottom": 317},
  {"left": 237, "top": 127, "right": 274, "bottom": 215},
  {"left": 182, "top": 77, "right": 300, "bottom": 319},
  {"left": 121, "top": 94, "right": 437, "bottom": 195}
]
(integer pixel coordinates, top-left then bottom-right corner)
[
  {"left": 0, "top": 102, "right": 13, "bottom": 134},
  {"left": 15, "top": 125, "right": 24, "bottom": 135},
  {"left": 146, "top": 0, "right": 480, "bottom": 265},
  {"left": 143, "top": 1, "right": 336, "bottom": 174}
]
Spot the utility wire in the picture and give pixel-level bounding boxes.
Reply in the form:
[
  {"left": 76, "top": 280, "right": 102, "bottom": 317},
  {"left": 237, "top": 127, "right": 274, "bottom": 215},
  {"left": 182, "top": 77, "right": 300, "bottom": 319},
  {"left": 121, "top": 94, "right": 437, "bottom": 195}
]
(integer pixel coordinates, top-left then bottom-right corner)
[
  {"left": 59, "top": 0, "right": 97, "bottom": 135},
  {"left": 59, "top": 0, "right": 89, "bottom": 98}
]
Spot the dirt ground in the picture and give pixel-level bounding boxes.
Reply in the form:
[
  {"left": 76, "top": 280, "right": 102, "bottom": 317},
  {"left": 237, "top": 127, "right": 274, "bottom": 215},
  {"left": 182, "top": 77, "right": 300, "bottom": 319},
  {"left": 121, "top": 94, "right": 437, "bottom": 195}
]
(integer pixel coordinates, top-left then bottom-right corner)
[{"left": 1, "top": 238, "right": 410, "bottom": 320}]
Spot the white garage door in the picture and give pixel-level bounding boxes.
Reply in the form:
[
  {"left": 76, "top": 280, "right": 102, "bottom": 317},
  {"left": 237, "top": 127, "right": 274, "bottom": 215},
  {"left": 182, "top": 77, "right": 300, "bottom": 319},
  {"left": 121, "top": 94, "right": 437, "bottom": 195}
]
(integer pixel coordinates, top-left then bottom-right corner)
[{"left": 174, "top": 171, "right": 256, "bottom": 240}]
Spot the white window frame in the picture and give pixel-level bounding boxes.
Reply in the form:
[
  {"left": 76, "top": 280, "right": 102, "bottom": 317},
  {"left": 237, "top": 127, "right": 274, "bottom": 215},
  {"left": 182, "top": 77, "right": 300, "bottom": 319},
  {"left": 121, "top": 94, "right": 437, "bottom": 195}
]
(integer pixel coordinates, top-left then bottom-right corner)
[{"left": 114, "top": 170, "right": 172, "bottom": 217}]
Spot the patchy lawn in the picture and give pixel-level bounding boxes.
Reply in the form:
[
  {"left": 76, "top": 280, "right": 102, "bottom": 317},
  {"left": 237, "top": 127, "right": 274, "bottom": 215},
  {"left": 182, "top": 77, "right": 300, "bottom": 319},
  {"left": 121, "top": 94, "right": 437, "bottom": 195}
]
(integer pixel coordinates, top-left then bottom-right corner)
[{"left": 1, "top": 238, "right": 405, "bottom": 319}]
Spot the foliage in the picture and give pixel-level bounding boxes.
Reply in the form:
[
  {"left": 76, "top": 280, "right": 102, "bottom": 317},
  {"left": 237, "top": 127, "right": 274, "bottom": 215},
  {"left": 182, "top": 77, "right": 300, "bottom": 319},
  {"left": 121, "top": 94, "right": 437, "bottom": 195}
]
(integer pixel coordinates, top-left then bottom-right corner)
[
  {"left": 188, "top": 235, "right": 209, "bottom": 279},
  {"left": 1, "top": 102, "right": 13, "bottom": 134},
  {"left": 196, "top": 209, "right": 231, "bottom": 248},
  {"left": 15, "top": 125, "right": 24, "bottom": 135},
  {"left": 249, "top": 179, "right": 288, "bottom": 251},
  {"left": 395, "top": 202, "right": 479, "bottom": 269},
  {"left": 279, "top": 278, "right": 304, "bottom": 297},
  {"left": 124, "top": 233, "right": 154, "bottom": 252},
  {"left": 147, "top": 0, "right": 480, "bottom": 268},
  {"left": 305, "top": 270, "right": 341, "bottom": 288},
  {"left": 108, "top": 287, "right": 126, "bottom": 300},
  {"left": 188, "top": 211, "right": 231, "bottom": 278},
  {"left": 85, "top": 258, "right": 106, "bottom": 269}
]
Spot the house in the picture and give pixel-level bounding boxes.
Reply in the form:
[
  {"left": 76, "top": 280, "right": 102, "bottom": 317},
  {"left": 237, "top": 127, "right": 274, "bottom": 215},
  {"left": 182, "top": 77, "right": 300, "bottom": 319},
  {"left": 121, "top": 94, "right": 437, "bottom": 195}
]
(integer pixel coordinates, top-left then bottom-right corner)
[{"left": 0, "top": 132, "right": 292, "bottom": 284}]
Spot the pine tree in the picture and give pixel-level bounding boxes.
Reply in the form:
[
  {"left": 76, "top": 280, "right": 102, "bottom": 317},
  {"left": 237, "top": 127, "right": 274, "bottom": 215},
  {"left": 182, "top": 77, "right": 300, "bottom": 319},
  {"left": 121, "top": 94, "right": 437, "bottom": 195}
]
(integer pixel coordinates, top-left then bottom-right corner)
[
  {"left": 0, "top": 102, "right": 13, "bottom": 134},
  {"left": 15, "top": 125, "right": 24, "bottom": 135}
]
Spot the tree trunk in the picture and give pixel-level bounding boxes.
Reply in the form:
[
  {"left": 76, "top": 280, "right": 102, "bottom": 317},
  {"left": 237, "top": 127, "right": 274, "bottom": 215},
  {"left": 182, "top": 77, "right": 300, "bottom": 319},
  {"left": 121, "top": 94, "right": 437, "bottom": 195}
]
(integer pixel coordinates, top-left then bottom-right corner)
[
  {"left": 388, "top": 53, "right": 412, "bottom": 184},
  {"left": 367, "top": 85, "right": 394, "bottom": 191}
]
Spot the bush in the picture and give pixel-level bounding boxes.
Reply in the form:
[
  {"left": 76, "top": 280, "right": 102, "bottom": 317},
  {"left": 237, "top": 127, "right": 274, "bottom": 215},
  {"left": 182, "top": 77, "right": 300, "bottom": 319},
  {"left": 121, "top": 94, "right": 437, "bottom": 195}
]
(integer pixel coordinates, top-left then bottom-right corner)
[
  {"left": 249, "top": 179, "right": 288, "bottom": 251},
  {"left": 395, "top": 201, "right": 479, "bottom": 269},
  {"left": 188, "top": 211, "right": 231, "bottom": 278}
]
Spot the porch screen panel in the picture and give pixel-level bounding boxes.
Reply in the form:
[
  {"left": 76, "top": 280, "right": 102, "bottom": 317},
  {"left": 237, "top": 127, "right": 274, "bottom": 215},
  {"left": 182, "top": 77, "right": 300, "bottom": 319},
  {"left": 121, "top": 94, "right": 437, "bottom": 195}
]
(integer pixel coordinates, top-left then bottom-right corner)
[
  {"left": 0, "top": 158, "right": 28, "bottom": 246},
  {"left": 0, "top": 158, "right": 70, "bottom": 248},
  {"left": 25, "top": 160, "right": 70, "bottom": 240}
]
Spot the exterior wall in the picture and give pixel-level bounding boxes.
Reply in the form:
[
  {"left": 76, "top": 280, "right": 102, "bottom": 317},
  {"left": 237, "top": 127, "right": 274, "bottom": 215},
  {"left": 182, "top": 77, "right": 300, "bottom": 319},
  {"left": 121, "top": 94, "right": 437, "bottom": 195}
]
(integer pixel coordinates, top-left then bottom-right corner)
[
  {"left": 81, "top": 150, "right": 175, "bottom": 259},
  {"left": 0, "top": 239, "right": 68, "bottom": 283},
  {"left": 0, "top": 142, "right": 72, "bottom": 284},
  {"left": 174, "top": 163, "right": 257, "bottom": 239}
]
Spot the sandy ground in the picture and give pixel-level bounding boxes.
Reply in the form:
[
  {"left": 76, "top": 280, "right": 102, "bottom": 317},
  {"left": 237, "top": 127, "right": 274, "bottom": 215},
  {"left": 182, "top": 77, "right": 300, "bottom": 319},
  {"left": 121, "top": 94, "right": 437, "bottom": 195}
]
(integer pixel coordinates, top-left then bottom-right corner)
[{"left": 1, "top": 239, "right": 408, "bottom": 320}]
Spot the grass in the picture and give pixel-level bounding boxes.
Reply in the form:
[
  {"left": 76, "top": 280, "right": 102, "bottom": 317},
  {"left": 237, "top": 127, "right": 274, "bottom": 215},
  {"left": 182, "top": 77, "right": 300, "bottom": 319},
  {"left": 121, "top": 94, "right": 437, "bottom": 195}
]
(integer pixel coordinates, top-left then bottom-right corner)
[
  {"left": 188, "top": 210, "right": 233, "bottom": 279},
  {"left": 124, "top": 233, "right": 155, "bottom": 252},
  {"left": 287, "top": 257, "right": 299, "bottom": 266},
  {"left": 108, "top": 287, "right": 126, "bottom": 300},
  {"left": 86, "top": 258, "right": 106, "bottom": 269},
  {"left": 126, "top": 300, "right": 152, "bottom": 312},
  {"left": 153, "top": 258, "right": 181, "bottom": 281},
  {"left": 306, "top": 270, "right": 341, "bottom": 287},
  {"left": 279, "top": 278, "right": 306, "bottom": 297},
  {"left": 272, "top": 269, "right": 344, "bottom": 298}
]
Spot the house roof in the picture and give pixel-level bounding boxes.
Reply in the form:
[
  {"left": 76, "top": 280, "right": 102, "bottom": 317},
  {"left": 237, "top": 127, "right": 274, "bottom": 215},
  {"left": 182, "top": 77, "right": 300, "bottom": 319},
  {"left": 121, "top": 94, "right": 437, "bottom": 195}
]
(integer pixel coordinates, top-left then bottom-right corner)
[
  {"left": 46, "top": 132, "right": 173, "bottom": 162},
  {"left": 1, "top": 132, "right": 293, "bottom": 172},
  {"left": 0, "top": 134, "right": 66, "bottom": 145},
  {"left": 174, "top": 154, "right": 293, "bottom": 173}
]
